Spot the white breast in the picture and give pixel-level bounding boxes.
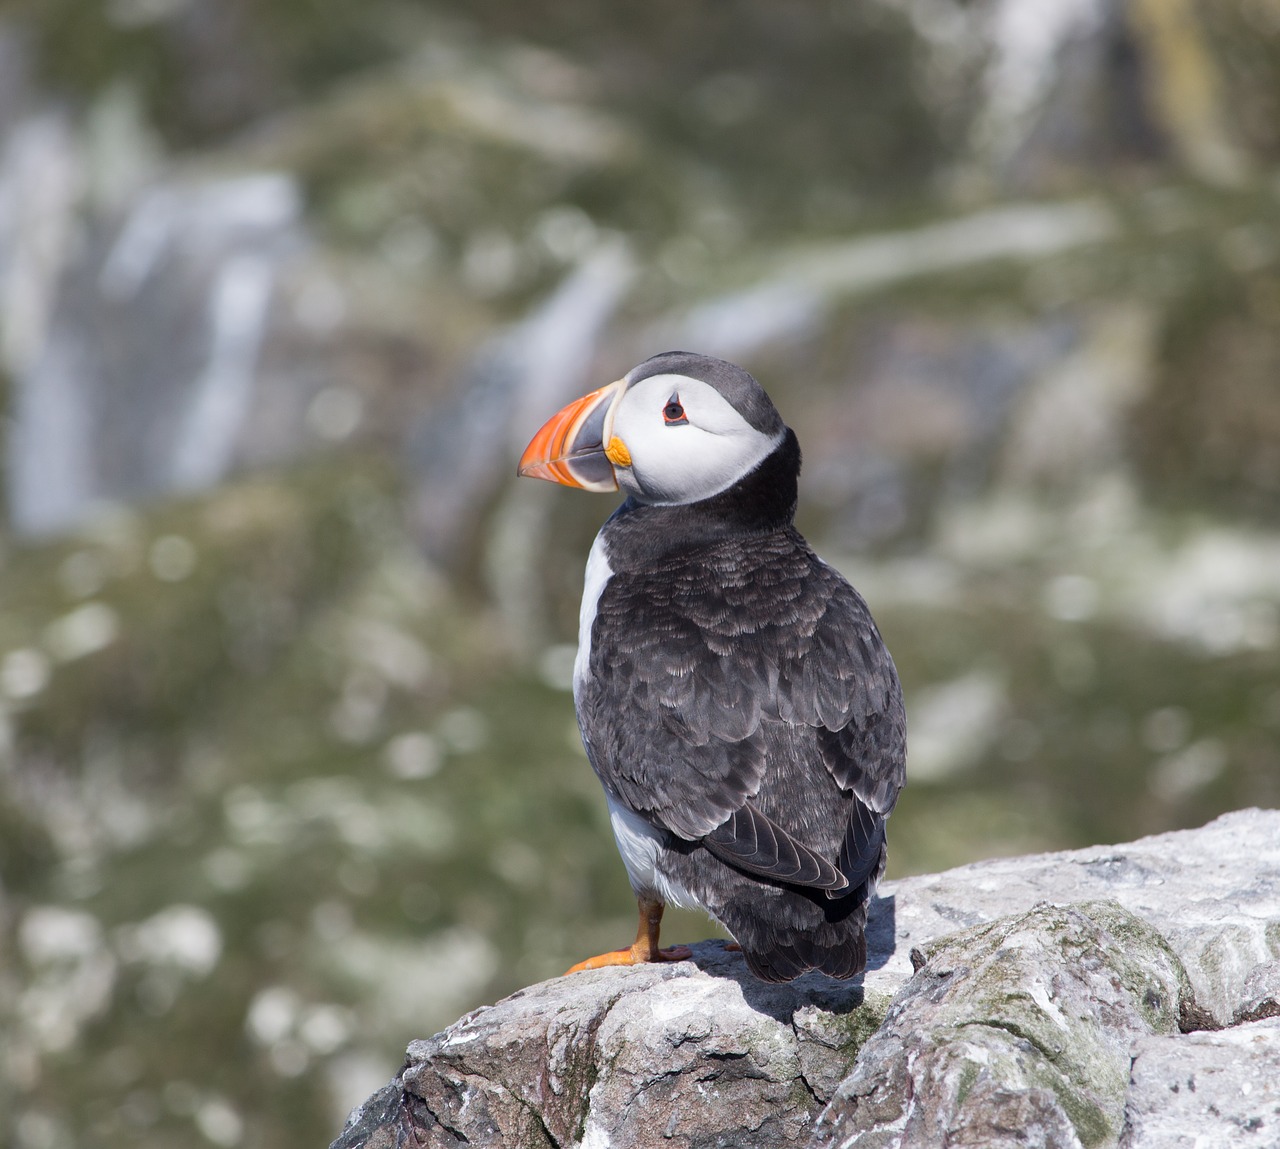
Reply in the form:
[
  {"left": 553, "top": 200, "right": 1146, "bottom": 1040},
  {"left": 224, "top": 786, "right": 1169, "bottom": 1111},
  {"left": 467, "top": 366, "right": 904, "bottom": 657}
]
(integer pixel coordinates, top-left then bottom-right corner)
[
  {"left": 572, "top": 530, "right": 613, "bottom": 707},
  {"left": 575, "top": 530, "right": 701, "bottom": 914},
  {"left": 607, "top": 796, "right": 698, "bottom": 910}
]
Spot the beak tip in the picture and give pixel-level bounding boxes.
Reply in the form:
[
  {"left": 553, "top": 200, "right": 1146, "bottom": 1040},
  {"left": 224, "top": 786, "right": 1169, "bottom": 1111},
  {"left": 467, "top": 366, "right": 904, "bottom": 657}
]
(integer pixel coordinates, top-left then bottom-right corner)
[
  {"left": 517, "top": 377, "right": 627, "bottom": 492},
  {"left": 516, "top": 457, "right": 551, "bottom": 484}
]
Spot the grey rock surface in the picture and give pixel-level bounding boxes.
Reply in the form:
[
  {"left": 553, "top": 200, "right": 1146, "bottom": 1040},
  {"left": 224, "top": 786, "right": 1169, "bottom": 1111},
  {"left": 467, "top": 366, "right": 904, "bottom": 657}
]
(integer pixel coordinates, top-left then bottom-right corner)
[
  {"left": 332, "top": 809, "right": 1280, "bottom": 1149},
  {"left": 1233, "top": 960, "right": 1280, "bottom": 1025},
  {"left": 866, "top": 806, "right": 1280, "bottom": 1029},
  {"left": 810, "top": 901, "right": 1189, "bottom": 1149},
  {"left": 1119, "top": 1017, "right": 1280, "bottom": 1149},
  {"left": 332, "top": 940, "right": 887, "bottom": 1149}
]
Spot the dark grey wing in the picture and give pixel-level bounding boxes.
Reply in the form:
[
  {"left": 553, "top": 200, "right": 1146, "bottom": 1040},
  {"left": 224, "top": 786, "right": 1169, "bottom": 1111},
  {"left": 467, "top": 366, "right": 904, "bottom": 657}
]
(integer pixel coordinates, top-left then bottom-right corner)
[
  {"left": 579, "top": 550, "right": 774, "bottom": 841},
  {"left": 788, "top": 560, "right": 907, "bottom": 817},
  {"left": 836, "top": 792, "right": 888, "bottom": 894},
  {"left": 580, "top": 530, "right": 904, "bottom": 889},
  {"left": 784, "top": 560, "right": 905, "bottom": 897},
  {"left": 703, "top": 803, "right": 848, "bottom": 890}
]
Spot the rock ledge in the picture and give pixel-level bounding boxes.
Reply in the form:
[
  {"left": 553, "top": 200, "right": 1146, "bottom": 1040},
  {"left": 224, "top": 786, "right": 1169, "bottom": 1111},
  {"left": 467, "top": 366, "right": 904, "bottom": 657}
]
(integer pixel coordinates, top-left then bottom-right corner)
[{"left": 333, "top": 809, "right": 1280, "bottom": 1149}]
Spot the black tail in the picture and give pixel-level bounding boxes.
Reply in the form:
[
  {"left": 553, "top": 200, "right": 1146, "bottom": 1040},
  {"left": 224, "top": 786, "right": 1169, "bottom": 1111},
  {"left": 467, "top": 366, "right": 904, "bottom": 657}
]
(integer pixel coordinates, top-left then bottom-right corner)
[{"left": 720, "top": 882, "right": 874, "bottom": 982}]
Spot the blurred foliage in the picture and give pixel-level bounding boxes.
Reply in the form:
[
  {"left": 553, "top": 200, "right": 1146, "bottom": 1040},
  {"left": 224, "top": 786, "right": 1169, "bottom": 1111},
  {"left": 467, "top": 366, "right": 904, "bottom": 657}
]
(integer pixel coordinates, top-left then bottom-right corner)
[
  {"left": 1, "top": 1, "right": 1279, "bottom": 1147},
  {"left": 1, "top": 458, "right": 663, "bottom": 1146},
  {"left": 3, "top": 0, "right": 406, "bottom": 141}
]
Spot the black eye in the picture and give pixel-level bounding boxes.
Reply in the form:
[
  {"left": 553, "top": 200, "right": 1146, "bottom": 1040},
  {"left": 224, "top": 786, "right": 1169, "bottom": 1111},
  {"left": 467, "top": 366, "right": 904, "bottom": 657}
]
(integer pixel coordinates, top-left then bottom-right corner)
[{"left": 663, "top": 396, "right": 688, "bottom": 426}]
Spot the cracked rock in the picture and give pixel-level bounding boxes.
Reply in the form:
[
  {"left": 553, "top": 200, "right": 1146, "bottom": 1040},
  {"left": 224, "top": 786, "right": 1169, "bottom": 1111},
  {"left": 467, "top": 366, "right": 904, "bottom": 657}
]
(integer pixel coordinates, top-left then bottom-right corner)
[
  {"left": 333, "top": 940, "right": 887, "bottom": 1149},
  {"left": 332, "top": 810, "right": 1280, "bottom": 1149},
  {"left": 809, "top": 901, "right": 1189, "bottom": 1149},
  {"left": 1232, "top": 960, "right": 1280, "bottom": 1025},
  {"left": 879, "top": 807, "right": 1280, "bottom": 1028}
]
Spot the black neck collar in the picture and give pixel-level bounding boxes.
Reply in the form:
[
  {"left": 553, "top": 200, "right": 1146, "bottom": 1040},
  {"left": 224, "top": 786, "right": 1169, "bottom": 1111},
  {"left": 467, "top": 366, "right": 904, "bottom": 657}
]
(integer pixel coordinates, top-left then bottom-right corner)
[{"left": 603, "top": 429, "right": 801, "bottom": 568}]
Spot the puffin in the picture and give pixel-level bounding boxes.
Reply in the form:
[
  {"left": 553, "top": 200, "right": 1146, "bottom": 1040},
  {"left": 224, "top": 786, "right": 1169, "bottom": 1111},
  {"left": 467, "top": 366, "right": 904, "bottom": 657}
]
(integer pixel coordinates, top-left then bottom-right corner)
[{"left": 517, "top": 351, "right": 906, "bottom": 982}]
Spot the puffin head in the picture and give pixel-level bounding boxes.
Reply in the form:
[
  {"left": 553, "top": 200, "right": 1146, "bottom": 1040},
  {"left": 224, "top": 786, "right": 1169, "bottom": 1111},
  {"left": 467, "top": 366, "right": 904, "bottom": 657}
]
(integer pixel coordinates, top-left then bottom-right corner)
[{"left": 518, "top": 352, "right": 788, "bottom": 506}]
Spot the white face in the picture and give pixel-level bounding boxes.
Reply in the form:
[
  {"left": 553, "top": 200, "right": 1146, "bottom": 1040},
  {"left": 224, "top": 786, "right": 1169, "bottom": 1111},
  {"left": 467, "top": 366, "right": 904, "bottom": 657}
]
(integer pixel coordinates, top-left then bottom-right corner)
[{"left": 610, "top": 373, "right": 784, "bottom": 505}]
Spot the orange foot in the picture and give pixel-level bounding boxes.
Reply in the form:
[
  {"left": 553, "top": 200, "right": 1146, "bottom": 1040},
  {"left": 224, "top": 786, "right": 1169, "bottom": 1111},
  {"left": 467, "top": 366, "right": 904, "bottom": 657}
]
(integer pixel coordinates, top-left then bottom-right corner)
[
  {"left": 565, "top": 894, "right": 693, "bottom": 974},
  {"left": 566, "top": 943, "right": 693, "bottom": 974}
]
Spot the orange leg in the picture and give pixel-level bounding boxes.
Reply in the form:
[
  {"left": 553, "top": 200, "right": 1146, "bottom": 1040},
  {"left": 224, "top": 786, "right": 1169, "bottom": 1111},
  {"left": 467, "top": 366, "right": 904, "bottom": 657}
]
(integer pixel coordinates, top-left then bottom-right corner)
[{"left": 566, "top": 895, "right": 693, "bottom": 974}]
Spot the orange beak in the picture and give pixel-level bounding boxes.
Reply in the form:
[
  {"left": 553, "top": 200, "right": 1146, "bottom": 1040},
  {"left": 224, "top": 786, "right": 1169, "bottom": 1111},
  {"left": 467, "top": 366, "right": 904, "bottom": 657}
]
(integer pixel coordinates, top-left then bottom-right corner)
[{"left": 518, "top": 378, "right": 627, "bottom": 492}]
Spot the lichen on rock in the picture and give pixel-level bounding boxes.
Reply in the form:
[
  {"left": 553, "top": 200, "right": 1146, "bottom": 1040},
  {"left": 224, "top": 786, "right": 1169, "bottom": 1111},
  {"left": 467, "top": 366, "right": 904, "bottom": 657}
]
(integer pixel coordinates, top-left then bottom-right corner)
[
  {"left": 333, "top": 939, "right": 886, "bottom": 1149},
  {"left": 334, "top": 809, "right": 1280, "bottom": 1149},
  {"left": 811, "top": 901, "right": 1189, "bottom": 1149}
]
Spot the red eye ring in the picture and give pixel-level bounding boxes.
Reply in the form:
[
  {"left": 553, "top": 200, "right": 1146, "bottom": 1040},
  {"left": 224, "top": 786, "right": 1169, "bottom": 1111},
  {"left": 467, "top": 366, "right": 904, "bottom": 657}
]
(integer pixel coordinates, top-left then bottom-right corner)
[{"left": 663, "top": 397, "right": 688, "bottom": 426}]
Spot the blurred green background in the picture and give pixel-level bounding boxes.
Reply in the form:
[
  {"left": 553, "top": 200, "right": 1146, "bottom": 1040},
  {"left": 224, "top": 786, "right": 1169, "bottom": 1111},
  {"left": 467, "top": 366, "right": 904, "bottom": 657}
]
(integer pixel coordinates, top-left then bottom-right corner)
[{"left": 0, "top": 1, "right": 1278, "bottom": 1146}]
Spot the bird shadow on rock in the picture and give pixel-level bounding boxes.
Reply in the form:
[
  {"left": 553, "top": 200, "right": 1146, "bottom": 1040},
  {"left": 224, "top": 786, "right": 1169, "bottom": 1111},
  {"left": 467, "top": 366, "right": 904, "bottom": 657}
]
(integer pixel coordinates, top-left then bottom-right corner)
[
  {"left": 864, "top": 893, "right": 896, "bottom": 971},
  {"left": 678, "top": 895, "right": 895, "bottom": 1024}
]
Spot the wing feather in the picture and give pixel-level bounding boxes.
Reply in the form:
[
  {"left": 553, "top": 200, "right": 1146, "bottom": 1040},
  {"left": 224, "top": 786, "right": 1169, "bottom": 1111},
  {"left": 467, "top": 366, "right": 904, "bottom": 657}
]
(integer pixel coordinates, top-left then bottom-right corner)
[
  {"left": 581, "top": 526, "right": 906, "bottom": 870},
  {"left": 830, "top": 794, "right": 887, "bottom": 899},
  {"left": 704, "top": 803, "right": 848, "bottom": 890}
]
